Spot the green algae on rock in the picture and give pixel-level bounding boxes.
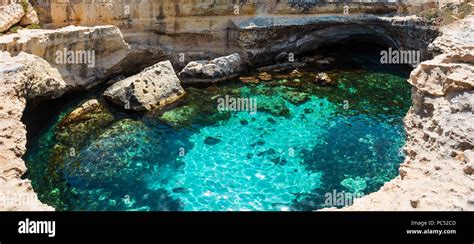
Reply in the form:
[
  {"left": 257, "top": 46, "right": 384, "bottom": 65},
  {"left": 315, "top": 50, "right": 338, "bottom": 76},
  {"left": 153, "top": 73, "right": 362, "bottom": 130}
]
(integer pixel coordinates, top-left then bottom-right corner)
[
  {"left": 64, "top": 119, "right": 157, "bottom": 188},
  {"left": 56, "top": 99, "right": 115, "bottom": 147}
]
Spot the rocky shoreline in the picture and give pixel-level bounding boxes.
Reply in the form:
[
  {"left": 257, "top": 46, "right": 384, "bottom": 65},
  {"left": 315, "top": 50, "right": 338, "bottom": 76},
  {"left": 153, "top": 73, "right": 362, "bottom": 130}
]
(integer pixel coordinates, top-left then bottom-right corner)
[
  {"left": 0, "top": 11, "right": 472, "bottom": 210},
  {"left": 343, "top": 15, "right": 474, "bottom": 211}
]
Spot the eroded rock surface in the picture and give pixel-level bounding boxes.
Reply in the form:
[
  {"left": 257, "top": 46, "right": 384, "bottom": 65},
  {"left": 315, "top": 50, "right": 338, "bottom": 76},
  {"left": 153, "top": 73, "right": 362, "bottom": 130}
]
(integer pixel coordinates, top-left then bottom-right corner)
[
  {"left": 234, "top": 15, "right": 439, "bottom": 67},
  {"left": 0, "top": 24, "right": 130, "bottom": 211},
  {"left": 178, "top": 53, "right": 242, "bottom": 83},
  {"left": 0, "top": 25, "right": 130, "bottom": 89},
  {"left": 0, "top": 52, "right": 54, "bottom": 211},
  {"left": 343, "top": 16, "right": 474, "bottom": 211},
  {"left": 19, "top": 2, "right": 39, "bottom": 26},
  {"left": 0, "top": 3, "right": 25, "bottom": 32},
  {"left": 104, "top": 60, "right": 185, "bottom": 112}
]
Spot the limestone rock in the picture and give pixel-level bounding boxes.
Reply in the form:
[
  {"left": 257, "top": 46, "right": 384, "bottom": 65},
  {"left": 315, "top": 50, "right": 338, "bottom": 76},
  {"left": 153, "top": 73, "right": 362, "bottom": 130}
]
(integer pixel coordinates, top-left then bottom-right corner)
[
  {"left": 16, "top": 52, "right": 68, "bottom": 99},
  {"left": 1, "top": 51, "right": 68, "bottom": 99},
  {"left": 428, "top": 16, "right": 474, "bottom": 55},
  {"left": 465, "top": 150, "right": 474, "bottom": 164},
  {"left": 19, "top": 1, "right": 39, "bottom": 26},
  {"left": 178, "top": 53, "right": 242, "bottom": 83},
  {"left": 408, "top": 53, "right": 474, "bottom": 96},
  {"left": 0, "top": 25, "right": 130, "bottom": 89},
  {"left": 0, "top": 3, "right": 24, "bottom": 32},
  {"left": 257, "top": 72, "right": 272, "bottom": 81},
  {"left": 340, "top": 16, "right": 474, "bottom": 211},
  {"left": 468, "top": 197, "right": 474, "bottom": 205},
  {"left": 104, "top": 61, "right": 185, "bottom": 112},
  {"left": 0, "top": 51, "right": 54, "bottom": 211},
  {"left": 235, "top": 15, "right": 438, "bottom": 67},
  {"left": 239, "top": 76, "right": 260, "bottom": 84}
]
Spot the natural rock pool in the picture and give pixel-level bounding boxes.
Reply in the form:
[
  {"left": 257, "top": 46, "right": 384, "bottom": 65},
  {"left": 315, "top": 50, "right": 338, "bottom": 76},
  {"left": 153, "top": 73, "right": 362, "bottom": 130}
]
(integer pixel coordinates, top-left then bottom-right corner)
[{"left": 22, "top": 48, "right": 413, "bottom": 211}]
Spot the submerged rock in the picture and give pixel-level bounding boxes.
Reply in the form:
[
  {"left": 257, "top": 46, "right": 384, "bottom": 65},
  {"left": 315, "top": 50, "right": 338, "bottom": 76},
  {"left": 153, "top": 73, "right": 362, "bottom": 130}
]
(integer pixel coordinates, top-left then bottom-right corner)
[
  {"left": 204, "top": 136, "right": 222, "bottom": 145},
  {"left": 157, "top": 87, "right": 231, "bottom": 127},
  {"left": 340, "top": 177, "right": 367, "bottom": 193},
  {"left": 158, "top": 105, "right": 196, "bottom": 127},
  {"left": 282, "top": 91, "right": 311, "bottom": 105},
  {"left": 178, "top": 53, "right": 242, "bottom": 83},
  {"left": 257, "top": 96, "right": 290, "bottom": 117},
  {"left": 104, "top": 60, "right": 185, "bottom": 112},
  {"left": 63, "top": 119, "right": 155, "bottom": 188},
  {"left": 56, "top": 99, "right": 115, "bottom": 147}
]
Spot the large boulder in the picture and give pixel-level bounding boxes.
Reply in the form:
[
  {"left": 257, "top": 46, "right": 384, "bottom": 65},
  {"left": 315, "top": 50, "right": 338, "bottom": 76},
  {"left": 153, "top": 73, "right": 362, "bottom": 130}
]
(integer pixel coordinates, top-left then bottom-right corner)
[
  {"left": 0, "top": 3, "right": 24, "bottom": 32},
  {"left": 178, "top": 53, "right": 242, "bottom": 83},
  {"left": 104, "top": 60, "right": 185, "bottom": 112}
]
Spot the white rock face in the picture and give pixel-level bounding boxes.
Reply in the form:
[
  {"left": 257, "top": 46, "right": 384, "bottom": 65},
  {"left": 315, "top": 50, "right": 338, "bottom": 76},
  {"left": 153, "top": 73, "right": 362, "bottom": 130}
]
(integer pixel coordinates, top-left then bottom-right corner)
[
  {"left": 0, "top": 51, "right": 55, "bottom": 211},
  {"left": 0, "top": 25, "right": 130, "bottom": 89},
  {"left": 342, "top": 16, "right": 474, "bottom": 211},
  {"left": 178, "top": 53, "right": 242, "bottom": 83},
  {"left": 0, "top": 25, "right": 131, "bottom": 211},
  {"left": 0, "top": 3, "right": 24, "bottom": 32},
  {"left": 15, "top": 52, "right": 68, "bottom": 99},
  {"left": 104, "top": 60, "right": 185, "bottom": 112}
]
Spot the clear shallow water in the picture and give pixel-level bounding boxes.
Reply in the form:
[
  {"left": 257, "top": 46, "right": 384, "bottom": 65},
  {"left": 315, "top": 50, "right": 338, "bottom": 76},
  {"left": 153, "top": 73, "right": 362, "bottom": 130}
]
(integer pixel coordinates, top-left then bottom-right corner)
[{"left": 23, "top": 61, "right": 411, "bottom": 211}]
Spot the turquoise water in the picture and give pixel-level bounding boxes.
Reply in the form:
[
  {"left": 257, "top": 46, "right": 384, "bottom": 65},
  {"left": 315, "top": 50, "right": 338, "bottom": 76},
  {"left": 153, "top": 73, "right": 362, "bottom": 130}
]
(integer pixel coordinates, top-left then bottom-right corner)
[{"left": 23, "top": 61, "right": 411, "bottom": 211}]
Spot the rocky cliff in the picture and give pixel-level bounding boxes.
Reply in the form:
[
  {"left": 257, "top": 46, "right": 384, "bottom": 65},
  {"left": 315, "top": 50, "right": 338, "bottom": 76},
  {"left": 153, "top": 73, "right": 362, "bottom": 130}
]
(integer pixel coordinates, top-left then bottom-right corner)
[
  {"left": 0, "top": 25, "right": 130, "bottom": 89},
  {"left": 0, "top": 25, "right": 130, "bottom": 211},
  {"left": 234, "top": 14, "right": 438, "bottom": 67},
  {"left": 25, "top": 0, "right": 440, "bottom": 69},
  {"left": 0, "top": 52, "right": 55, "bottom": 211},
  {"left": 0, "top": 1, "right": 39, "bottom": 32},
  {"left": 343, "top": 15, "right": 474, "bottom": 211},
  {"left": 0, "top": 1, "right": 471, "bottom": 211}
]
